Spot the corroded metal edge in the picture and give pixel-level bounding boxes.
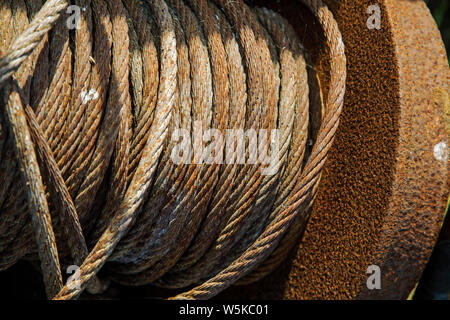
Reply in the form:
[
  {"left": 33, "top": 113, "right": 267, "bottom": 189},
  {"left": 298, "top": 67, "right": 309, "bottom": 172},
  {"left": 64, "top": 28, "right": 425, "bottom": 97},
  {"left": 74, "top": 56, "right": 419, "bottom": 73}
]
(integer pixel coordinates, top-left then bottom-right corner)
[
  {"left": 357, "top": 0, "right": 449, "bottom": 299},
  {"left": 220, "top": 0, "right": 448, "bottom": 300}
]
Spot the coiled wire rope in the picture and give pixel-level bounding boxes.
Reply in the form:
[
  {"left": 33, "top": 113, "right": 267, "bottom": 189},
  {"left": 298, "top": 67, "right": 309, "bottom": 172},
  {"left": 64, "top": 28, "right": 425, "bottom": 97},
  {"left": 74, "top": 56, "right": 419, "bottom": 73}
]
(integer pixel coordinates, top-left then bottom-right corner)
[{"left": 0, "top": 0, "right": 345, "bottom": 299}]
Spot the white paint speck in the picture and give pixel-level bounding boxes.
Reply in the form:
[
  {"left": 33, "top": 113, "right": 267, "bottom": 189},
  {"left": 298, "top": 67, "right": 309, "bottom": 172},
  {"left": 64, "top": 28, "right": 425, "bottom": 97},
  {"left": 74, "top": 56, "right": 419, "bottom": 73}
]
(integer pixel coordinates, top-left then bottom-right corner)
[
  {"left": 81, "top": 89, "right": 99, "bottom": 104},
  {"left": 433, "top": 141, "right": 448, "bottom": 162}
]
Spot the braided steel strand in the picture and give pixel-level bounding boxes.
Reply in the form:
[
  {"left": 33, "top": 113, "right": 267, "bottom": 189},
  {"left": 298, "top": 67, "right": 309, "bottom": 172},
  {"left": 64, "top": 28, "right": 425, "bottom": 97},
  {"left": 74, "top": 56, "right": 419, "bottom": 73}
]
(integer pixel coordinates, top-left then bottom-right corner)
[
  {"left": 0, "top": 0, "right": 68, "bottom": 86},
  {"left": 53, "top": 0, "right": 178, "bottom": 300},
  {"left": 0, "top": 0, "right": 345, "bottom": 300},
  {"left": 3, "top": 80, "right": 63, "bottom": 298},
  {"left": 172, "top": 0, "right": 346, "bottom": 299}
]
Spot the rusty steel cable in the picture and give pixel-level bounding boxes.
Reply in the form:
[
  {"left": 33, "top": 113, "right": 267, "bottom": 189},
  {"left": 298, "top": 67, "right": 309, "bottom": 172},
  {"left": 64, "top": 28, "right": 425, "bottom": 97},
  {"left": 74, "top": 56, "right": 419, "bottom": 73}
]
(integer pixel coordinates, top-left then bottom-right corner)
[{"left": 0, "top": 0, "right": 346, "bottom": 300}]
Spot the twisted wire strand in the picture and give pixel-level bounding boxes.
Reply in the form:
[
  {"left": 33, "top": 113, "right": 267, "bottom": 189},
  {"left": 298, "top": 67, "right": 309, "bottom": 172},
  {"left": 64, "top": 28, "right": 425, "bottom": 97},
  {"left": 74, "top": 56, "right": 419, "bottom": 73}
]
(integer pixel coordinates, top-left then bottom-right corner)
[
  {"left": 236, "top": 6, "right": 314, "bottom": 285},
  {"left": 0, "top": 0, "right": 67, "bottom": 86},
  {"left": 171, "top": 0, "right": 346, "bottom": 300},
  {"left": 0, "top": 0, "right": 345, "bottom": 300},
  {"left": 3, "top": 80, "right": 63, "bottom": 298},
  {"left": 166, "top": 2, "right": 247, "bottom": 274},
  {"left": 0, "top": 1, "right": 59, "bottom": 273}
]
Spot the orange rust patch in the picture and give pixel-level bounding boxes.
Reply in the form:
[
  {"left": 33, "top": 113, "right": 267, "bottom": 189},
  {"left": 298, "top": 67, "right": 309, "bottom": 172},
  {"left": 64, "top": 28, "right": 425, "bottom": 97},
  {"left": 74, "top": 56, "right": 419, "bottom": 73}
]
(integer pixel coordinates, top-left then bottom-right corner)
[{"left": 219, "top": 0, "right": 448, "bottom": 300}]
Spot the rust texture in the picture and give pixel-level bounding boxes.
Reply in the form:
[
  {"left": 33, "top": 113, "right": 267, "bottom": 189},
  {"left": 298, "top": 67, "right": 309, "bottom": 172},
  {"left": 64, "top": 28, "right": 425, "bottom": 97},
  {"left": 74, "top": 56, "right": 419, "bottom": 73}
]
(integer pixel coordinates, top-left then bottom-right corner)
[
  {"left": 219, "top": 0, "right": 449, "bottom": 299},
  {"left": 357, "top": 0, "right": 449, "bottom": 299}
]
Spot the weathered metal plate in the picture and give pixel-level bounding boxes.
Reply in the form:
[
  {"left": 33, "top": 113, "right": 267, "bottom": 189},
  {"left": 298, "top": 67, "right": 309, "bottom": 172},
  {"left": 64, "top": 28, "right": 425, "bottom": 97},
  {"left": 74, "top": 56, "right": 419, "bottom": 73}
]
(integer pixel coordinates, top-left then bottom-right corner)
[{"left": 219, "top": 0, "right": 449, "bottom": 300}]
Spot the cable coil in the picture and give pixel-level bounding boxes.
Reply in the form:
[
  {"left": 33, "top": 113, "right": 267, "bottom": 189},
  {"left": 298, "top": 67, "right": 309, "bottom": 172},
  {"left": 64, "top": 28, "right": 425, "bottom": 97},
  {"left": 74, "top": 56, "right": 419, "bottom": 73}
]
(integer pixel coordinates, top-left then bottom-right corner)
[{"left": 0, "top": 0, "right": 345, "bottom": 299}]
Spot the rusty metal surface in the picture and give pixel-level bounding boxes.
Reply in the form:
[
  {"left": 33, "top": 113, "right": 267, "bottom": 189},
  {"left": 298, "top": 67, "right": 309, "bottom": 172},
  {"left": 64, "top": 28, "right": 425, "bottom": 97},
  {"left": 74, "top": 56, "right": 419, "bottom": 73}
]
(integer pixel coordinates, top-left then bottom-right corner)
[
  {"left": 357, "top": 0, "right": 449, "bottom": 299},
  {"left": 219, "top": 0, "right": 449, "bottom": 300}
]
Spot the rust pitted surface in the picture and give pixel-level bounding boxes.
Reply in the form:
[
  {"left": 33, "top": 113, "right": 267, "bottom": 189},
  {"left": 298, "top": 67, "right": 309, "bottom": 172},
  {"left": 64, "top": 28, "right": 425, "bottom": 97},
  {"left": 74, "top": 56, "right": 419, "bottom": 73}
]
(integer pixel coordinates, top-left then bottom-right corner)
[
  {"left": 220, "top": 0, "right": 448, "bottom": 300},
  {"left": 357, "top": 0, "right": 449, "bottom": 299},
  {"left": 282, "top": 0, "right": 400, "bottom": 300}
]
